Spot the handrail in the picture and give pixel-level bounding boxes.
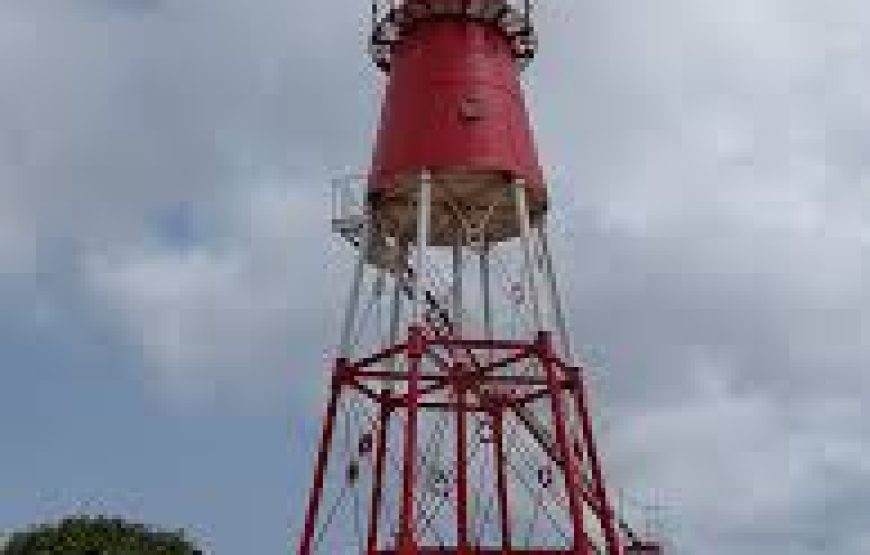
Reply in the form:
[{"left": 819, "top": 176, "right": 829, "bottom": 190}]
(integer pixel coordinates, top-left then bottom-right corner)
[{"left": 367, "top": 0, "right": 538, "bottom": 71}]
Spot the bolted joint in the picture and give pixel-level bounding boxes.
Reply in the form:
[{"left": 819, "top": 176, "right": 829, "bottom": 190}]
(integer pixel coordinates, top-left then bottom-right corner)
[
  {"left": 534, "top": 330, "right": 555, "bottom": 360},
  {"left": 563, "top": 365, "right": 583, "bottom": 390},
  {"left": 332, "top": 358, "right": 351, "bottom": 386},
  {"left": 451, "top": 362, "right": 471, "bottom": 389},
  {"left": 407, "top": 325, "right": 427, "bottom": 359},
  {"left": 378, "top": 390, "right": 395, "bottom": 413}
]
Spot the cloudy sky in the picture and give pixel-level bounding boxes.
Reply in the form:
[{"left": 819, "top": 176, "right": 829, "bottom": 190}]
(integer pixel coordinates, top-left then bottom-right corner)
[{"left": 0, "top": 0, "right": 867, "bottom": 553}]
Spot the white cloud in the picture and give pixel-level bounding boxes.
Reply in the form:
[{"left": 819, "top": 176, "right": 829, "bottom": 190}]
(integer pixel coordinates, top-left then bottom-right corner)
[{"left": 84, "top": 183, "right": 341, "bottom": 409}]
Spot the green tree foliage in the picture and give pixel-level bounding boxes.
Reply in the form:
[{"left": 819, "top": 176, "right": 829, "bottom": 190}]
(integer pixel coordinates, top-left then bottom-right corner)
[{"left": 2, "top": 515, "right": 202, "bottom": 554}]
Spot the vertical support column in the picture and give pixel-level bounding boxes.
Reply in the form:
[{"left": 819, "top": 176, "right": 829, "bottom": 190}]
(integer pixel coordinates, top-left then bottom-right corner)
[
  {"left": 400, "top": 173, "right": 430, "bottom": 553},
  {"left": 572, "top": 367, "right": 622, "bottom": 555},
  {"left": 538, "top": 332, "right": 589, "bottom": 553},
  {"left": 514, "top": 181, "right": 545, "bottom": 332},
  {"left": 493, "top": 407, "right": 512, "bottom": 551},
  {"left": 388, "top": 266, "right": 404, "bottom": 372},
  {"left": 299, "top": 368, "right": 344, "bottom": 555},
  {"left": 414, "top": 171, "right": 431, "bottom": 326},
  {"left": 454, "top": 365, "right": 469, "bottom": 551},
  {"left": 452, "top": 240, "right": 463, "bottom": 336},
  {"left": 538, "top": 222, "right": 574, "bottom": 362},
  {"left": 400, "top": 326, "right": 424, "bottom": 553},
  {"left": 367, "top": 395, "right": 392, "bottom": 554},
  {"left": 479, "top": 241, "right": 493, "bottom": 345},
  {"left": 339, "top": 225, "right": 370, "bottom": 359}
]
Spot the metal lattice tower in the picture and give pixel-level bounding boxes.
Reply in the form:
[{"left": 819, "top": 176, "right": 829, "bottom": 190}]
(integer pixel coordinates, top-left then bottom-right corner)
[{"left": 298, "top": 2, "right": 663, "bottom": 553}]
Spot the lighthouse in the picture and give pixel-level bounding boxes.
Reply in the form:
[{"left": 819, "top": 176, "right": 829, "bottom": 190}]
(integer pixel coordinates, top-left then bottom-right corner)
[{"left": 298, "top": 1, "right": 663, "bottom": 553}]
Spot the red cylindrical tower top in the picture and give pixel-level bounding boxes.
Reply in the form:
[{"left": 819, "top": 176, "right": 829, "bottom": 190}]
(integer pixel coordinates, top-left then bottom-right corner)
[{"left": 367, "top": 0, "right": 545, "bottom": 245}]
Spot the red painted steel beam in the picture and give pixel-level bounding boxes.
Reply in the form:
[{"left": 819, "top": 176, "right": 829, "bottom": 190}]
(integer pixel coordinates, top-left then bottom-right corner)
[
  {"left": 352, "top": 369, "right": 550, "bottom": 387},
  {"left": 571, "top": 367, "right": 622, "bottom": 555},
  {"left": 538, "top": 332, "right": 593, "bottom": 553},
  {"left": 352, "top": 370, "right": 451, "bottom": 382},
  {"left": 428, "top": 338, "right": 534, "bottom": 351},
  {"left": 408, "top": 343, "right": 535, "bottom": 400},
  {"left": 299, "top": 367, "right": 344, "bottom": 555}
]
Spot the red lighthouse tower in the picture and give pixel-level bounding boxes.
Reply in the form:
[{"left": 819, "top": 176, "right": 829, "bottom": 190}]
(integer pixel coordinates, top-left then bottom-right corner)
[{"left": 299, "top": 1, "right": 663, "bottom": 553}]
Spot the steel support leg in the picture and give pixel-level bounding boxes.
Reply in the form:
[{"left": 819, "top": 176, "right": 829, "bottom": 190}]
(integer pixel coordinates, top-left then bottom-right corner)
[
  {"left": 455, "top": 366, "right": 469, "bottom": 551},
  {"left": 400, "top": 327, "right": 424, "bottom": 553},
  {"left": 400, "top": 171, "right": 430, "bottom": 553},
  {"left": 539, "top": 333, "right": 589, "bottom": 553},
  {"left": 493, "top": 407, "right": 512, "bottom": 551},
  {"left": 367, "top": 396, "right": 392, "bottom": 554},
  {"left": 573, "top": 369, "right": 622, "bottom": 555},
  {"left": 299, "top": 370, "right": 344, "bottom": 555}
]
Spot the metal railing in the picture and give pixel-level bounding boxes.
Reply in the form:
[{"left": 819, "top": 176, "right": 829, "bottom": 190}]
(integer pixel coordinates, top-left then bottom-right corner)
[
  {"left": 330, "top": 174, "right": 368, "bottom": 239},
  {"left": 370, "top": 0, "right": 535, "bottom": 22},
  {"left": 368, "top": 0, "right": 539, "bottom": 71}
]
